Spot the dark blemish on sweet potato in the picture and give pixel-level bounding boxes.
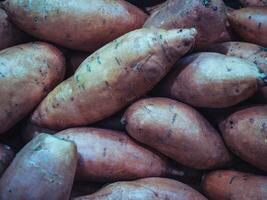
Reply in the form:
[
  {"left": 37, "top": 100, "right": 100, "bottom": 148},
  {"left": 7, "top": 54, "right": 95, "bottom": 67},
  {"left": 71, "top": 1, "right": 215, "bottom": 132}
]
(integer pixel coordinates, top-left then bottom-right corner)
[
  {"left": 249, "top": 118, "right": 254, "bottom": 124},
  {"left": 96, "top": 56, "right": 101, "bottom": 65},
  {"left": 260, "top": 122, "right": 266, "bottom": 132},
  {"left": 70, "top": 97, "right": 74, "bottom": 101},
  {"left": 4, "top": 110, "right": 12, "bottom": 118},
  {"left": 202, "top": 0, "right": 210, "bottom": 7},
  {"left": 229, "top": 120, "right": 234, "bottom": 129},
  {"left": 229, "top": 176, "right": 237, "bottom": 184},
  {"left": 258, "top": 23, "right": 262, "bottom": 29},
  {"left": 248, "top": 16, "right": 251, "bottom": 20},
  {"left": 0, "top": 72, "right": 5, "bottom": 78},
  {"left": 115, "top": 57, "right": 121, "bottom": 65},
  {"left": 172, "top": 113, "right": 177, "bottom": 124},
  {"left": 102, "top": 19, "right": 106, "bottom": 25},
  {"left": 33, "top": 16, "right": 39, "bottom": 23},
  {"left": 102, "top": 147, "right": 107, "bottom": 157},
  {"left": 43, "top": 85, "right": 50, "bottom": 93},
  {"left": 143, "top": 106, "right": 152, "bottom": 113},
  {"left": 33, "top": 144, "right": 43, "bottom": 152},
  {"left": 212, "top": 6, "right": 217, "bottom": 11},
  {"left": 114, "top": 40, "right": 120, "bottom": 49},
  {"left": 235, "top": 88, "right": 240, "bottom": 93},
  {"left": 260, "top": 47, "right": 267, "bottom": 52},
  {"left": 86, "top": 64, "right": 91, "bottom": 72},
  {"left": 226, "top": 67, "right": 232, "bottom": 72}
]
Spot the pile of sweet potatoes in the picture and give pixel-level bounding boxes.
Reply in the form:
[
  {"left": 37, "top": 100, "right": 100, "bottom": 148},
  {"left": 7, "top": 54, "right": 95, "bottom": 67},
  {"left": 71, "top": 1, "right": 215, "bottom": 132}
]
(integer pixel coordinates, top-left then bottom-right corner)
[{"left": 0, "top": 0, "right": 267, "bottom": 199}]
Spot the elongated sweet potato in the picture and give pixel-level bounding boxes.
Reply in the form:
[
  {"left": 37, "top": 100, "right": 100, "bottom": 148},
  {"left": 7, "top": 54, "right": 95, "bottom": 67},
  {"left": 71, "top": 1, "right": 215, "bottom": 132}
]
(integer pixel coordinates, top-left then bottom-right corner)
[
  {"left": 228, "top": 7, "right": 267, "bottom": 47},
  {"left": 239, "top": 0, "right": 267, "bottom": 7},
  {"left": 159, "top": 52, "right": 266, "bottom": 108},
  {"left": 202, "top": 170, "right": 267, "bottom": 200},
  {"left": 0, "top": 133, "right": 78, "bottom": 200},
  {"left": 0, "top": 8, "right": 28, "bottom": 50},
  {"left": 56, "top": 128, "right": 185, "bottom": 182},
  {"left": 0, "top": 42, "right": 65, "bottom": 134},
  {"left": 31, "top": 28, "right": 197, "bottom": 130},
  {"left": 144, "top": 0, "right": 228, "bottom": 49},
  {"left": 73, "top": 177, "right": 207, "bottom": 200},
  {"left": 0, "top": 143, "right": 14, "bottom": 177},
  {"left": 123, "top": 97, "right": 231, "bottom": 169},
  {"left": 220, "top": 105, "right": 267, "bottom": 171},
  {"left": 2, "top": 0, "right": 147, "bottom": 52}
]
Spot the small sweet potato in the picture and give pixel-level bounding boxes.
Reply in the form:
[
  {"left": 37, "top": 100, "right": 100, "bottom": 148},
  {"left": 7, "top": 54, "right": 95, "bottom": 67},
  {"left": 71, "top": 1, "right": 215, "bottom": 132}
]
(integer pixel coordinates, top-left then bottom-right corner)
[
  {"left": 56, "top": 128, "right": 185, "bottom": 182},
  {"left": 0, "top": 133, "right": 78, "bottom": 200},
  {"left": 2, "top": 0, "right": 147, "bottom": 52},
  {"left": 144, "top": 0, "right": 228, "bottom": 49},
  {"left": 202, "top": 170, "right": 267, "bottom": 200},
  {"left": 0, "top": 8, "right": 28, "bottom": 50},
  {"left": 228, "top": 7, "right": 267, "bottom": 47},
  {"left": 123, "top": 97, "right": 231, "bottom": 169},
  {"left": 159, "top": 52, "right": 266, "bottom": 108},
  {"left": 238, "top": 0, "right": 267, "bottom": 7},
  {"left": 73, "top": 177, "right": 207, "bottom": 200},
  {"left": 31, "top": 28, "right": 196, "bottom": 130},
  {"left": 220, "top": 105, "right": 267, "bottom": 171},
  {"left": 0, "top": 42, "right": 65, "bottom": 134},
  {"left": 0, "top": 143, "right": 14, "bottom": 177}
]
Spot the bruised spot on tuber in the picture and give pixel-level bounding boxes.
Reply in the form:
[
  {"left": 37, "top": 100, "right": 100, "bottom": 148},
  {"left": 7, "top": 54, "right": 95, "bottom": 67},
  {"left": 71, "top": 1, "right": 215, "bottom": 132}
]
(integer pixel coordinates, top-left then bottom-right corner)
[
  {"left": 249, "top": 118, "right": 254, "bottom": 124},
  {"left": 229, "top": 176, "right": 237, "bottom": 184}
]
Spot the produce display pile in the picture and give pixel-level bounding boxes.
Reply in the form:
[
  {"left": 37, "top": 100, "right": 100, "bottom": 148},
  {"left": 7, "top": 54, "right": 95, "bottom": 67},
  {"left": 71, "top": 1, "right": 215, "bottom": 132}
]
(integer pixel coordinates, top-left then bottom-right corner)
[{"left": 0, "top": 0, "right": 267, "bottom": 199}]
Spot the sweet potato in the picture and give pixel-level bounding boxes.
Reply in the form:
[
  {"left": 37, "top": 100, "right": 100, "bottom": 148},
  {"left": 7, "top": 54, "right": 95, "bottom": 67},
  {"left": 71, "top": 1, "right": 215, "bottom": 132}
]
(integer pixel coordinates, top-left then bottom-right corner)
[
  {"left": 73, "top": 177, "right": 207, "bottom": 200},
  {"left": 228, "top": 7, "right": 267, "bottom": 47},
  {"left": 31, "top": 28, "right": 197, "bottom": 130},
  {"left": 238, "top": 0, "right": 267, "bottom": 7},
  {"left": 220, "top": 105, "right": 267, "bottom": 171},
  {"left": 144, "top": 0, "right": 228, "bottom": 49},
  {"left": 0, "top": 143, "right": 14, "bottom": 177},
  {"left": 0, "top": 42, "right": 65, "bottom": 134},
  {"left": 202, "top": 170, "right": 267, "bottom": 200},
  {"left": 0, "top": 133, "right": 78, "bottom": 200},
  {"left": 123, "top": 97, "right": 231, "bottom": 169},
  {"left": 0, "top": 8, "right": 28, "bottom": 50},
  {"left": 56, "top": 128, "right": 185, "bottom": 182},
  {"left": 159, "top": 52, "right": 266, "bottom": 108},
  {"left": 2, "top": 0, "right": 147, "bottom": 52}
]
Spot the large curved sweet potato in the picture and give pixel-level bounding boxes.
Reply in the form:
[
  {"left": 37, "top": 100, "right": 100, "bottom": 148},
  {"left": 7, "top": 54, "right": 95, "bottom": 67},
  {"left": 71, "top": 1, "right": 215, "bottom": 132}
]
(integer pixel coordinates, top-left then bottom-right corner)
[
  {"left": 220, "top": 105, "right": 267, "bottom": 171},
  {"left": 159, "top": 52, "right": 266, "bottom": 108},
  {"left": 0, "top": 42, "right": 65, "bottom": 134},
  {"left": 74, "top": 177, "right": 207, "bottom": 200},
  {"left": 202, "top": 170, "right": 267, "bottom": 200},
  {"left": 123, "top": 97, "right": 231, "bottom": 169},
  {"left": 228, "top": 7, "right": 267, "bottom": 47},
  {"left": 0, "top": 133, "right": 78, "bottom": 200},
  {"left": 56, "top": 128, "right": 185, "bottom": 182},
  {"left": 31, "top": 28, "right": 196, "bottom": 130},
  {"left": 2, "top": 0, "right": 147, "bottom": 52},
  {"left": 144, "top": 0, "right": 228, "bottom": 49},
  {"left": 0, "top": 8, "right": 28, "bottom": 50}
]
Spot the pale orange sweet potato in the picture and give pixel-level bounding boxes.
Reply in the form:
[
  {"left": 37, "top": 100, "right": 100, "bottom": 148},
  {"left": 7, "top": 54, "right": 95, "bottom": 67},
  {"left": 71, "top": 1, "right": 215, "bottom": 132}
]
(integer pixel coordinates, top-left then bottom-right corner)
[
  {"left": 0, "top": 42, "right": 65, "bottom": 134},
  {"left": 31, "top": 28, "right": 196, "bottom": 130}
]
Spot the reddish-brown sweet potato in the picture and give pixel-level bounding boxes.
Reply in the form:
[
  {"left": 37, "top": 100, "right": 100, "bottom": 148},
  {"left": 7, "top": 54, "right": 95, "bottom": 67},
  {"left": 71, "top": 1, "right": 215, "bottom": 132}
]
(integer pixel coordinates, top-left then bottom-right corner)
[
  {"left": 220, "top": 105, "right": 267, "bottom": 172},
  {"left": 202, "top": 170, "right": 267, "bottom": 200},
  {"left": 0, "top": 42, "right": 65, "bottom": 134},
  {"left": 31, "top": 28, "right": 196, "bottom": 130},
  {"left": 0, "top": 143, "right": 14, "bottom": 177},
  {"left": 123, "top": 97, "right": 231, "bottom": 169},
  {"left": 0, "top": 133, "right": 78, "bottom": 200},
  {"left": 228, "top": 7, "right": 267, "bottom": 47},
  {"left": 56, "top": 128, "right": 185, "bottom": 182},
  {"left": 73, "top": 177, "right": 207, "bottom": 200},
  {"left": 0, "top": 8, "right": 28, "bottom": 50},
  {"left": 2, "top": 0, "right": 147, "bottom": 52},
  {"left": 239, "top": 0, "right": 267, "bottom": 7},
  {"left": 144, "top": 0, "right": 228, "bottom": 49},
  {"left": 159, "top": 52, "right": 266, "bottom": 108}
]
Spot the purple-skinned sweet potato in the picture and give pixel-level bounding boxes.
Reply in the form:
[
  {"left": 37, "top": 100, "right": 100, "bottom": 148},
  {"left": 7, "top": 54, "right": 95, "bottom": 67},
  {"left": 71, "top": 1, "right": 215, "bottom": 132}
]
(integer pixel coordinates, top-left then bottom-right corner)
[
  {"left": 31, "top": 28, "right": 197, "bottom": 130},
  {"left": 1, "top": 0, "right": 147, "bottom": 52},
  {"left": 73, "top": 177, "right": 207, "bottom": 200},
  {"left": 0, "top": 133, "right": 78, "bottom": 200},
  {"left": 122, "top": 97, "right": 231, "bottom": 169},
  {"left": 0, "top": 42, "right": 65, "bottom": 134}
]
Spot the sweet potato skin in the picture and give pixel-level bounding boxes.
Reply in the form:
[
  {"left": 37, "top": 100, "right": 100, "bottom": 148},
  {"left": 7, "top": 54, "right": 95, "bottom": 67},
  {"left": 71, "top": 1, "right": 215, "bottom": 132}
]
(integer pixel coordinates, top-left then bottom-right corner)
[
  {"left": 0, "top": 144, "right": 14, "bottom": 177},
  {"left": 220, "top": 106, "right": 267, "bottom": 171},
  {"left": 228, "top": 7, "right": 267, "bottom": 47},
  {"left": 144, "top": 0, "right": 228, "bottom": 49},
  {"left": 31, "top": 28, "right": 196, "bottom": 130},
  {"left": 2, "top": 0, "right": 147, "bottom": 52},
  {"left": 0, "top": 42, "right": 65, "bottom": 134},
  {"left": 73, "top": 177, "right": 207, "bottom": 200},
  {"left": 56, "top": 128, "right": 179, "bottom": 182},
  {"left": 159, "top": 52, "right": 265, "bottom": 108},
  {"left": 0, "top": 8, "right": 28, "bottom": 50},
  {"left": 0, "top": 133, "right": 78, "bottom": 200},
  {"left": 202, "top": 170, "right": 267, "bottom": 200},
  {"left": 239, "top": 0, "right": 267, "bottom": 7},
  {"left": 123, "top": 97, "right": 231, "bottom": 169}
]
